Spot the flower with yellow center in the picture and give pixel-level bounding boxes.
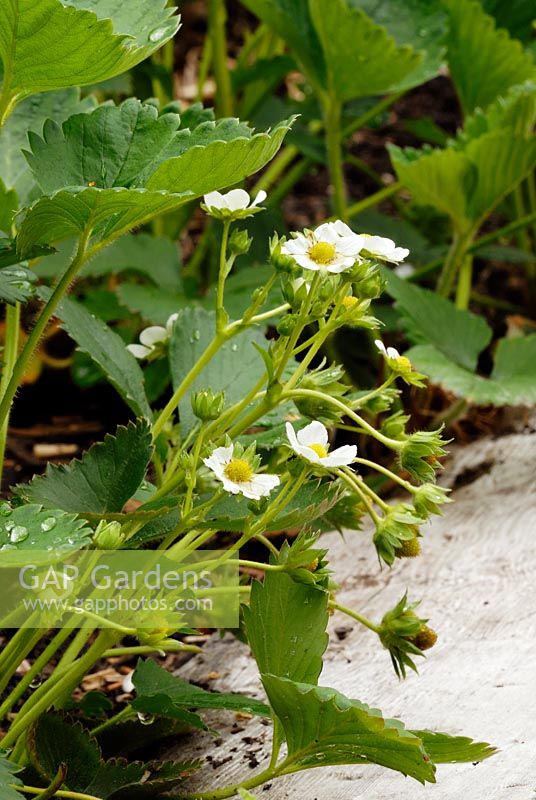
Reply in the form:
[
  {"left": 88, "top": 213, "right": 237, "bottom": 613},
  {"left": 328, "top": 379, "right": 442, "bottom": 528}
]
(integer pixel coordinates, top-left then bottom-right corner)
[
  {"left": 286, "top": 420, "right": 356, "bottom": 467},
  {"left": 281, "top": 220, "right": 364, "bottom": 273},
  {"left": 375, "top": 339, "right": 413, "bottom": 373},
  {"left": 203, "top": 445, "right": 280, "bottom": 500},
  {"left": 342, "top": 295, "right": 359, "bottom": 310}
]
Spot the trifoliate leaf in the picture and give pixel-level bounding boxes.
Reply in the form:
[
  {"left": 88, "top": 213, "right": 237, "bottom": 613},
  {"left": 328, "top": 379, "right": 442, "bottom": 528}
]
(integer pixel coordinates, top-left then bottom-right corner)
[
  {"left": 262, "top": 676, "right": 436, "bottom": 783},
  {"left": 0, "top": 0, "right": 180, "bottom": 111},
  {"left": 17, "top": 420, "right": 152, "bottom": 514}
]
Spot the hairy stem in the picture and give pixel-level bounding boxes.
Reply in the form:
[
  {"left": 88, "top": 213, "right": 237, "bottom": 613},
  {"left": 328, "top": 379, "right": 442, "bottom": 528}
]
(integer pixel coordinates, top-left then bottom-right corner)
[
  {"left": 208, "top": 0, "right": 233, "bottom": 116},
  {"left": 0, "top": 302, "right": 20, "bottom": 487},
  {"left": 323, "top": 95, "right": 347, "bottom": 220}
]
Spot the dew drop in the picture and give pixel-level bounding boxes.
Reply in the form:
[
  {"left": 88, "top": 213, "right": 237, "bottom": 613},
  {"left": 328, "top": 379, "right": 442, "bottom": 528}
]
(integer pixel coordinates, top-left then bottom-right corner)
[
  {"left": 5, "top": 521, "right": 15, "bottom": 532},
  {"left": 12, "top": 280, "right": 31, "bottom": 291},
  {"left": 0, "top": 544, "right": 16, "bottom": 551},
  {"left": 149, "top": 27, "right": 167, "bottom": 42},
  {"left": 10, "top": 525, "right": 29, "bottom": 543},
  {"left": 0, "top": 503, "right": 12, "bottom": 516},
  {"left": 29, "top": 675, "right": 43, "bottom": 689},
  {"left": 137, "top": 711, "right": 155, "bottom": 725},
  {"left": 40, "top": 517, "right": 57, "bottom": 532},
  {"left": 193, "top": 329, "right": 201, "bottom": 341},
  {"left": 231, "top": 344, "right": 238, "bottom": 352}
]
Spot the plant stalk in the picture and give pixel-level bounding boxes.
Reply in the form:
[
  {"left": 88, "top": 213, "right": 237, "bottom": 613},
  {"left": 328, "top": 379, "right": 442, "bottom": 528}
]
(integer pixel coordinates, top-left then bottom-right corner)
[
  {"left": 0, "top": 302, "right": 21, "bottom": 487},
  {"left": 208, "top": 0, "right": 233, "bottom": 117}
]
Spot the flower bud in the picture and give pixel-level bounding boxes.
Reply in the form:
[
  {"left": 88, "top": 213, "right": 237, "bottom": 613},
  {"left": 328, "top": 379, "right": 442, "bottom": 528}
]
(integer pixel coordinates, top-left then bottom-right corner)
[
  {"left": 277, "top": 313, "right": 298, "bottom": 337},
  {"left": 270, "top": 235, "right": 301, "bottom": 275},
  {"left": 413, "top": 483, "right": 451, "bottom": 518},
  {"left": 398, "top": 428, "right": 448, "bottom": 483},
  {"left": 228, "top": 228, "right": 252, "bottom": 256},
  {"left": 191, "top": 389, "right": 225, "bottom": 421},
  {"left": 93, "top": 520, "right": 124, "bottom": 550},
  {"left": 395, "top": 534, "right": 421, "bottom": 558}
]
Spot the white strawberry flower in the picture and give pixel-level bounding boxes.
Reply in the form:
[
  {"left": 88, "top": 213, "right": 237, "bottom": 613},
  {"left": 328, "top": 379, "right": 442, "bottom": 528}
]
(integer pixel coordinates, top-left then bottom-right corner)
[
  {"left": 374, "top": 339, "right": 401, "bottom": 361},
  {"left": 127, "top": 313, "right": 179, "bottom": 360},
  {"left": 203, "top": 445, "right": 280, "bottom": 500},
  {"left": 281, "top": 220, "right": 364, "bottom": 274},
  {"left": 286, "top": 421, "right": 356, "bottom": 467},
  {"left": 202, "top": 189, "right": 267, "bottom": 219},
  {"left": 359, "top": 234, "right": 409, "bottom": 263}
]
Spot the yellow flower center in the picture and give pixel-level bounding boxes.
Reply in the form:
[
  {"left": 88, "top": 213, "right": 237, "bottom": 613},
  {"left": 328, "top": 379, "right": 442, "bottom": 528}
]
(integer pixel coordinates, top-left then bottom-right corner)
[
  {"left": 342, "top": 295, "right": 358, "bottom": 310},
  {"left": 308, "top": 241, "right": 336, "bottom": 265},
  {"left": 309, "top": 443, "right": 328, "bottom": 459},
  {"left": 224, "top": 458, "right": 254, "bottom": 483},
  {"left": 395, "top": 355, "right": 412, "bottom": 371}
]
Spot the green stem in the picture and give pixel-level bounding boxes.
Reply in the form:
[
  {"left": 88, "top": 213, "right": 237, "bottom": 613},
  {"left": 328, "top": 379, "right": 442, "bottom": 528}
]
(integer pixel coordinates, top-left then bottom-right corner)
[
  {"left": 216, "top": 220, "right": 231, "bottom": 333},
  {"left": 152, "top": 333, "right": 227, "bottom": 440},
  {"left": 13, "top": 787, "right": 101, "bottom": 800},
  {"left": 90, "top": 704, "right": 136, "bottom": 736},
  {"left": 2, "top": 631, "right": 118, "bottom": 749},
  {"left": 0, "top": 232, "right": 90, "bottom": 429},
  {"left": 101, "top": 643, "right": 201, "bottom": 658},
  {"left": 343, "top": 182, "right": 402, "bottom": 221},
  {"left": 0, "top": 628, "right": 71, "bottom": 721},
  {"left": 0, "top": 302, "right": 20, "bottom": 486},
  {"left": 352, "top": 456, "right": 413, "bottom": 493},
  {"left": 208, "top": 0, "right": 233, "bottom": 117},
  {"left": 323, "top": 95, "right": 346, "bottom": 220},
  {"left": 455, "top": 252, "right": 474, "bottom": 309},
  {"left": 0, "top": 628, "right": 43, "bottom": 697},
  {"left": 329, "top": 600, "right": 380, "bottom": 634},
  {"left": 436, "top": 229, "right": 473, "bottom": 298},
  {"left": 335, "top": 468, "right": 381, "bottom": 524}
]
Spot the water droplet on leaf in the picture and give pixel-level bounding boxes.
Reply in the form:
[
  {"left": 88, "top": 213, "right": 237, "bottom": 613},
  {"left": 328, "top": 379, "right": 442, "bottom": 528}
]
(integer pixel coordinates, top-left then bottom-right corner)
[
  {"left": 137, "top": 711, "right": 155, "bottom": 725},
  {"left": 0, "top": 503, "right": 12, "bottom": 516},
  {"left": 10, "top": 525, "right": 29, "bottom": 543},
  {"left": 149, "top": 27, "right": 167, "bottom": 42},
  {"left": 40, "top": 517, "right": 57, "bottom": 532}
]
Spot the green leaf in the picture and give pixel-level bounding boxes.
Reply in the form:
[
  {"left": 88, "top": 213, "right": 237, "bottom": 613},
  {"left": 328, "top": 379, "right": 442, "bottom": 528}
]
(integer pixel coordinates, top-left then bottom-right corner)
[
  {"left": 17, "top": 420, "right": 152, "bottom": 514},
  {"left": 0, "top": 262, "right": 37, "bottom": 304},
  {"left": 169, "top": 307, "right": 268, "bottom": 434},
  {"left": 383, "top": 269, "right": 492, "bottom": 371},
  {"left": 204, "top": 480, "right": 341, "bottom": 533},
  {"left": 413, "top": 730, "right": 496, "bottom": 764},
  {"left": 491, "top": 334, "right": 536, "bottom": 401},
  {"left": 347, "top": 0, "right": 447, "bottom": 90},
  {"left": 39, "top": 289, "right": 152, "bottom": 418},
  {"left": 0, "top": 751, "right": 24, "bottom": 800},
  {"left": 132, "top": 659, "right": 270, "bottom": 719},
  {"left": 388, "top": 144, "right": 475, "bottom": 230},
  {"left": 0, "top": 0, "right": 180, "bottom": 107},
  {"left": 145, "top": 117, "right": 293, "bottom": 196},
  {"left": 116, "top": 283, "right": 187, "bottom": 325},
  {"left": 28, "top": 714, "right": 102, "bottom": 793},
  {"left": 104, "top": 760, "right": 200, "bottom": 800},
  {"left": 0, "top": 178, "right": 17, "bottom": 233},
  {"left": 17, "top": 186, "right": 189, "bottom": 258},
  {"left": 17, "top": 101, "right": 292, "bottom": 254},
  {"left": 0, "top": 503, "right": 92, "bottom": 558},
  {"left": 0, "top": 88, "right": 96, "bottom": 207},
  {"left": 36, "top": 234, "right": 182, "bottom": 291},
  {"left": 243, "top": 569, "right": 329, "bottom": 685},
  {"left": 262, "top": 676, "right": 436, "bottom": 783},
  {"left": 308, "top": 0, "right": 422, "bottom": 102},
  {"left": 444, "top": 0, "right": 536, "bottom": 115}
]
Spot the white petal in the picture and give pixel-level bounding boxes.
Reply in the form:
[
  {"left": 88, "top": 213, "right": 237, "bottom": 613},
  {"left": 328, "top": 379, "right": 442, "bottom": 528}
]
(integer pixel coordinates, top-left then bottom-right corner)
[
  {"left": 203, "top": 190, "right": 224, "bottom": 209},
  {"left": 122, "top": 672, "right": 135, "bottom": 693},
  {"left": 321, "top": 445, "right": 357, "bottom": 467},
  {"left": 390, "top": 247, "right": 410, "bottom": 263},
  {"left": 386, "top": 346, "right": 400, "bottom": 359},
  {"left": 285, "top": 422, "right": 300, "bottom": 451},
  {"left": 127, "top": 343, "right": 152, "bottom": 359},
  {"left": 297, "top": 420, "right": 328, "bottom": 447},
  {"left": 251, "top": 190, "right": 267, "bottom": 207},
  {"left": 203, "top": 445, "right": 233, "bottom": 476},
  {"left": 222, "top": 189, "right": 250, "bottom": 211},
  {"left": 220, "top": 476, "right": 242, "bottom": 494},
  {"left": 166, "top": 313, "right": 179, "bottom": 334},
  {"left": 336, "top": 235, "right": 365, "bottom": 256},
  {"left": 295, "top": 444, "right": 321, "bottom": 463},
  {"left": 394, "top": 263, "right": 414, "bottom": 278},
  {"left": 282, "top": 237, "right": 308, "bottom": 255},
  {"left": 374, "top": 339, "right": 387, "bottom": 355},
  {"left": 326, "top": 260, "right": 353, "bottom": 273},
  {"left": 332, "top": 220, "right": 354, "bottom": 237},
  {"left": 242, "top": 474, "right": 280, "bottom": 499},
  {"left": 293, "top": 254, "right": 321, "bottom": 271},
  {"left": 139, "top": 326, "right": 167, "bottom": 346}
]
